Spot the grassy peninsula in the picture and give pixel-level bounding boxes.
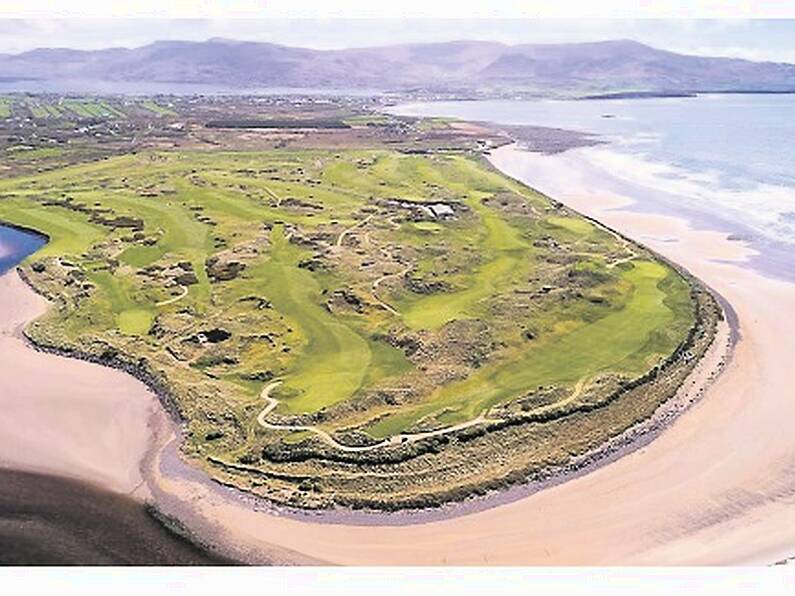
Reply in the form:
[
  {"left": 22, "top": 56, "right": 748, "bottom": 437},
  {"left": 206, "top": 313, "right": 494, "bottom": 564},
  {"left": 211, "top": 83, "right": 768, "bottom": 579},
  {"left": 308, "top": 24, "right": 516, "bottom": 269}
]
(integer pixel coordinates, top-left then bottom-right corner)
[{"left": 0, "top": 95, "right": 720, "bottom": 509}]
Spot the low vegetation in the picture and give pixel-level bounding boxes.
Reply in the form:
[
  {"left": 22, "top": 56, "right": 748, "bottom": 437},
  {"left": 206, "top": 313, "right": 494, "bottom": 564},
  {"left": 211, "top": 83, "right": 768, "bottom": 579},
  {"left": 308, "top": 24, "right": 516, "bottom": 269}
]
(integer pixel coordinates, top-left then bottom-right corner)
[{"left": 0, "top": 97, "right": 11, "bottom": 119}]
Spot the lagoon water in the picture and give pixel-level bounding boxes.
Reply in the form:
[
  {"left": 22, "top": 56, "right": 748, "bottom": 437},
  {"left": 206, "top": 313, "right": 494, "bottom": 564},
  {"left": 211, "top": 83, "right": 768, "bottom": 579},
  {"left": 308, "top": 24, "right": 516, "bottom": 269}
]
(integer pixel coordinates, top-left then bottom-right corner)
[
  {"left": 0, "top": 225, "right": 46, "bottom": 276},
  {"left": 392, "top": 94, "right": 795, "bottom": 278}
]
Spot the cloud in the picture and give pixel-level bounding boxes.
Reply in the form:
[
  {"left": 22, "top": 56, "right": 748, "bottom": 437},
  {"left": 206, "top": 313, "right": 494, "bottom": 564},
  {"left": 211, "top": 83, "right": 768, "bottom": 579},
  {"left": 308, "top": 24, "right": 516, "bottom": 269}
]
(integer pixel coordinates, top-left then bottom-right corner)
[
  {"left": 671, "top": 45, "right": 795, "bottom": 64},
  {"left": 4, "top": 1, "right": 795, "bottom": 19}
]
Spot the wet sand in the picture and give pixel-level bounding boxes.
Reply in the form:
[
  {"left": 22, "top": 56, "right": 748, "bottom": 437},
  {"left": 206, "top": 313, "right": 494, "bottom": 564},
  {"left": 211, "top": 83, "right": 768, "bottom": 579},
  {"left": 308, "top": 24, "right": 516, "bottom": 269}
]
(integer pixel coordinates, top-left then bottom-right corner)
[
  {"left": 0, "top": 468, "right": 236, "bottom": 565},
  {"left": 3, "top": 142, "right": 794, "bottom": 564}
]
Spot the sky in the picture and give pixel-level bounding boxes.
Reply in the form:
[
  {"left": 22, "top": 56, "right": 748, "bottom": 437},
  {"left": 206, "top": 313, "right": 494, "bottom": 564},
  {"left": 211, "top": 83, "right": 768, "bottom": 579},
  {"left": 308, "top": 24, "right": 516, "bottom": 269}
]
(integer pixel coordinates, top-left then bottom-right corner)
[{"left": 2, "top": 11, "right": 795, "bottom": 64}]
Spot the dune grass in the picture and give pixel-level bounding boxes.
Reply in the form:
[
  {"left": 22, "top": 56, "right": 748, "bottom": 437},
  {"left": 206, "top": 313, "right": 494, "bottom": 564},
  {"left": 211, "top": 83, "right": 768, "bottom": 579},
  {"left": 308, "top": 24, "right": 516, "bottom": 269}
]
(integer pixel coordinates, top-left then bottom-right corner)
[
  {"left": 255, "top": 225, "right": 411, "bottom": 413},
  {"left": 368, "top": 260, "right": 692, "bottom": 437}
]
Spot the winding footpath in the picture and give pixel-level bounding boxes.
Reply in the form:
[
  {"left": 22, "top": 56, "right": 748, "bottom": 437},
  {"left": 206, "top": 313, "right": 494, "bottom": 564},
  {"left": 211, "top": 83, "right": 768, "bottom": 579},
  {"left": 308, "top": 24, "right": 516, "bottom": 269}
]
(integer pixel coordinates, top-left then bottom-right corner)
[
  {"left": 155, "top": 284, "right": 188, "bottom": 307},
  {"left": 256, "top": 380, "right": 500, "bottom": 452},
  {"left": 335, "top": 213, "right": 375, "bottom": 247},
  {"left": 255, "top": 368, "right": 598, "bottom": 454},
  {"left": 370, "top": 263, "right": 411, "bottom": 316}
]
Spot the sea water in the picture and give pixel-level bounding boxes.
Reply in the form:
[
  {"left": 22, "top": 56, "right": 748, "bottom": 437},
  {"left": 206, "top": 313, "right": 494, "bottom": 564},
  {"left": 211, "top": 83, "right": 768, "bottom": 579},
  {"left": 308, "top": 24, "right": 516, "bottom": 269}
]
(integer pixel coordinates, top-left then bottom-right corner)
[{"left": 391, "top": 94, "right": 795, "bottom": 278}]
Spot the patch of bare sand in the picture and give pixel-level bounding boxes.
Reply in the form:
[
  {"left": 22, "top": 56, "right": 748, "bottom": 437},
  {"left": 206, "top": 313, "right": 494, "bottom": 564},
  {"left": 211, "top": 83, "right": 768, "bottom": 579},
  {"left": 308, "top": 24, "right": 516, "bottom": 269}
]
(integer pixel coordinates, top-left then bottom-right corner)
[{"left": 0, "top": 272, "right": 158, "bottom": 497}]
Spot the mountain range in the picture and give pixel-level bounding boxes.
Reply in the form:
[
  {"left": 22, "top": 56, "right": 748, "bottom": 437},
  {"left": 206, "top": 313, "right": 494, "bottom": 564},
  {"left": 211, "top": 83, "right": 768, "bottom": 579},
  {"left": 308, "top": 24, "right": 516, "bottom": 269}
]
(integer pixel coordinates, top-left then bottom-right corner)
[{"left": 2, "top": 38, "right": 794, "bottom": 95}]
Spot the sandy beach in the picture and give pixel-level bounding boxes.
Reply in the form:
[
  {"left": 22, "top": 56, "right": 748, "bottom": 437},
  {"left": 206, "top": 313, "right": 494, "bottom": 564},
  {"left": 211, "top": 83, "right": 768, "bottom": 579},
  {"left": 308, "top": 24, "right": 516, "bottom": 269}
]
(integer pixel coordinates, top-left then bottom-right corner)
[
  {"left": 2, "top": 142, "right": 794, "bottom": 565},
  {"left": 0, "top": 272, "right": 159, "bottom": 497}
]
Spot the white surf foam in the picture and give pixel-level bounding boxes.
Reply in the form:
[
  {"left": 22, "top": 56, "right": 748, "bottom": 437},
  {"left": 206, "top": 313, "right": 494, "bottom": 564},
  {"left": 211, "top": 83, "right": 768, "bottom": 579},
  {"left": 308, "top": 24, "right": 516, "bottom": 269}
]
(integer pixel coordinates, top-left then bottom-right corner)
[{"left": 578, "top": 146, "right": 795, "bottom": 246}]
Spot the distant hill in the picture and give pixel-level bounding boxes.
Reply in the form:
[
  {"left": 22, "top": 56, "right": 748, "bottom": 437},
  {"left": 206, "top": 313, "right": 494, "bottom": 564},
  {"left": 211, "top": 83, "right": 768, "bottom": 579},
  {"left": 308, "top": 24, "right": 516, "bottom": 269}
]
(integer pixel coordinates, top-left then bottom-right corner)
[{"left": 1, "top": 38, "right": 794, "bottom": 95}]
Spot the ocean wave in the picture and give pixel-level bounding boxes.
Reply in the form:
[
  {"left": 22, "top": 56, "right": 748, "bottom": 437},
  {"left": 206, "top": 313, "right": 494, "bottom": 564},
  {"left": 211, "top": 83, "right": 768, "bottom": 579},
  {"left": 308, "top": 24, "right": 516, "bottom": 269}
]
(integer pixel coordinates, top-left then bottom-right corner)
[{"left": 579, "top": 146, "right": 795, "bottom": 246}]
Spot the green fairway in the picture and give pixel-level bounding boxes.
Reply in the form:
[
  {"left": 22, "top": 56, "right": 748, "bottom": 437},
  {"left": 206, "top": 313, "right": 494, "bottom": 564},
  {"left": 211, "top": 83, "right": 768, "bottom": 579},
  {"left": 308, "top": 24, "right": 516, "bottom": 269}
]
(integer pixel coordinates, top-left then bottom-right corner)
[
  {"left": 256, "top": 225, "right": 410, "bottom": 413},
  {"left": 0, "top": 146, "right": 697, "bottom": 447},
  {"left": 368, "top": 260, "right": 692, "bottom": 437},
  {"left": 547, "top": 215, "right": 595, "bottom": 235},
  {"left": 0, "top": 199, "right": 105, "bottom": 258},
  {"left": 399, "top": 196, "right": 531, "bottom": 330}
]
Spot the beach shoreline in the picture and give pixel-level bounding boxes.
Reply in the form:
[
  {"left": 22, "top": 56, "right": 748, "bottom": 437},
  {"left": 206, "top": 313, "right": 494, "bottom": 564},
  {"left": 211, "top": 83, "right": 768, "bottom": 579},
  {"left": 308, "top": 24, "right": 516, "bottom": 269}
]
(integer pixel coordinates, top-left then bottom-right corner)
[
  {"left": 0, "top": 270, "right": 157, "bottom": 496},
  {"left": 2, "top": 139, "right": 794, "bottom": 564},
  {"left": 0, "top": 253, "right": 733, "bottom": 564},
  {"left": 135, "top": 285, "right": 732, "bottom": 531}
]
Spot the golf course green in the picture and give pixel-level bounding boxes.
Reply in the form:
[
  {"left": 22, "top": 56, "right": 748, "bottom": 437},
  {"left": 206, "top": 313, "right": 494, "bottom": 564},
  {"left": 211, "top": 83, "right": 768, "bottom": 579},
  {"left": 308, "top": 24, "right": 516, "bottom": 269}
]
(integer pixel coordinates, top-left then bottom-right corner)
[{"left": 0, "top": 142, "right": 709, "bottom": 509}]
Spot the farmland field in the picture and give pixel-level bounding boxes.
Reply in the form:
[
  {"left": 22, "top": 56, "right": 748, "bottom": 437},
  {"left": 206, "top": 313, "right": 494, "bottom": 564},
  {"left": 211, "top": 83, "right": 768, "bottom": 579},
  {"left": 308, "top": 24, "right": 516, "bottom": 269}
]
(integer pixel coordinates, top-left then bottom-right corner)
[
  {"left": 0, "top": 97, "right": 11, "bottom": 118},
  {"left": 63, "top": 100, "right": 126, "bottom": 119},
  {"left": 140, "top": 100, "right": 178, "bottom": 116},
  {"left": 26, "top": 100, "right": 63, "bottom": 118},
  {"left": 0, "top": 129, "right": 719, "bottom": 509}
]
